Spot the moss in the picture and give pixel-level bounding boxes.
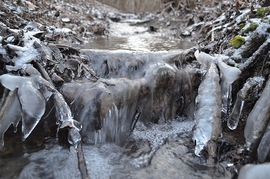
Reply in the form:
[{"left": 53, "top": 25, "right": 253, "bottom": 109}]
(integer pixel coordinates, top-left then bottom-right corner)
[
  {"left": 242, "top": 22, "right": 258, "bottom": 34},
  {"left": 257, "top": 7, "right": 270, "bottom": 17},
  {"left": 239, "top": 23, "right": 246, "bottom": 29},
  {"left": 230, "top": 36, "right": 245, "bottom": 48}
]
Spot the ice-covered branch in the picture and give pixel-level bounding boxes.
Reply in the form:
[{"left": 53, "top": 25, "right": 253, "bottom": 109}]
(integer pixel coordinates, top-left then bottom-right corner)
[{"left": 192, "top": 62, "right": 222, "bottom": 158}]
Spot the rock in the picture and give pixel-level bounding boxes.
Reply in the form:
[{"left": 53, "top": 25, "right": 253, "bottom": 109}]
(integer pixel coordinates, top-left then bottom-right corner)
[
  {"left": 244, "top": 78, "right": 270, "bottom": 151},
  {"left": 238, "top": 163, "right": 270, "bottom": 179}
]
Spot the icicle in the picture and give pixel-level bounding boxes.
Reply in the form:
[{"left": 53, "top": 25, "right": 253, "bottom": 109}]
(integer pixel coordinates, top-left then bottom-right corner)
[
  {"left": 227, "top": 76, "right": 264, "bottom": 130},
  {"left": 192, "top": 63, "right": 222, "bottom": 158},
  {"left": 227, "top": 95, "right": 244, "bottom": 130},
  {"left": 244, "top": 78, "right": 270, "bottom": 151},
  {"left": 216, "top": 59, "right": 241, "bottom": 114},
  {"left": 0, "top": 90, "right": 21, "bottom": 149}
]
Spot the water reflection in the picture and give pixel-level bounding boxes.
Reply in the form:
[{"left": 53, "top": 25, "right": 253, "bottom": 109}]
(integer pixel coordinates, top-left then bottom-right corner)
[
  {"left": 82, "top": 21, "right": 195, "bottom": 52},
  {"left": 83, "top": 35, "right": 195, "bottom": 52}
]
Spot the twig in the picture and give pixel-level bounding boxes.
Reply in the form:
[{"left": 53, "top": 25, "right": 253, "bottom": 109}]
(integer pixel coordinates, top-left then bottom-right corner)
[{"left": 77, "top": 142, "right": 90, "bottom": 179}]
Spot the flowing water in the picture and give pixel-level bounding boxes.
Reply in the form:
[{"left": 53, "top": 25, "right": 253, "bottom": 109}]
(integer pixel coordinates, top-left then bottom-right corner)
[{"left": 82, "top": 20, "right": 196, "bottom": 52}]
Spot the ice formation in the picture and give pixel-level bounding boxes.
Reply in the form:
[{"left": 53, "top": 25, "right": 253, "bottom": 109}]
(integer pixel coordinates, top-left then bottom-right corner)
[
  {"left": 216, "top": 59, "right": 241, "bottom": 114},
  {"left": 6, "top": 30, "right": 41, "bottom": 71},
  {"left": 0, "top": 90, "right": 21, "bottom": 148},
  {"left": 192, "top": 62, "right": 222, "bottom": 157},
  {"left": 227, "top": 76, "right": 264, "bottom": 130},
  {"left": 54, "top": 91, "right": 82, "bottom": 146},
  {"left": 194, "top": 50, "right": 215, "bottom": 69},
  {"left": 244, "top": 78, "right": 270, "bottom": 151},
  {"left": 0, "top": 71, "right": 81, "bottom": 146},
  {"left": 0, "top": 74, "right": 47, "bottom": 140},
  {"left": 130, "top": 119, "right": 194, "bottom": 168}
]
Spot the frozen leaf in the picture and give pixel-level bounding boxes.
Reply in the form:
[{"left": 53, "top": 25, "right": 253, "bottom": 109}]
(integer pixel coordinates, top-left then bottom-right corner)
[{"left": 230, "top": 36, "right": 245, "bottom": 48}]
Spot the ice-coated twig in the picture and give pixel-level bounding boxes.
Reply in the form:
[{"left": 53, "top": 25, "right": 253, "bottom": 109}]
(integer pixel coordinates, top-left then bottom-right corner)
[
  {"left": 54, "top": 91, "right": 82, "bottom": 146},
  {"left": 194, "top": 50, "right": 215, "bottom": 69},
  {"left": 192, "top": 62, "right": 222, "bottom": 158},
  {"left": 26, "top": 64, "right": 82, "bottom": 146}
]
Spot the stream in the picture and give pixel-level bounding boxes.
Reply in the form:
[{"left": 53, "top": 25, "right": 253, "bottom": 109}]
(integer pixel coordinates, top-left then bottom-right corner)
[
  {"left": 82, "top": 20, "right": 196, "bottom": 51},
  {"left": 1, "top": 1, "right": 270, "bottom": 179},
  {"left": 0, "top": 20, "right": 217, "bottom": 179}
]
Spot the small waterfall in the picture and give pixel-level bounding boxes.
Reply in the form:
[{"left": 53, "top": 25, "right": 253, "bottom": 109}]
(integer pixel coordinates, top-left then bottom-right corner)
[
  {"left": 95, "top": 104, "right": 135, "bottom": 145},
  {"left": 60, "top": 50, "right": 199, "bottom": 146}
]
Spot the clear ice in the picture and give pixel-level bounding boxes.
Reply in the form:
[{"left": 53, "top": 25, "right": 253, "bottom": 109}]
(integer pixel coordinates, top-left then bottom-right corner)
[
  {"left": 54, "top": 91, "right": 82, "bottom": 146},
  {"left": 216, "top": 59, "right": 241, "bottom": 114},
  {"left": 192, "top": 63, "right": 222, "bottom": 157},
  {"left": 0, "top": 90, "right": 21, "bottom": 149},
  {"left": 194, "top": 50, "right": 215, "bottom": 69},
  {"left": 0, "top": 74, "right": 46, "bottom": 141},
  {"left": 227, "top": 76, "right": 264, "bottom": 130},
  {"left": 0, "top": 72, "right": 81, "bottom": 146}
]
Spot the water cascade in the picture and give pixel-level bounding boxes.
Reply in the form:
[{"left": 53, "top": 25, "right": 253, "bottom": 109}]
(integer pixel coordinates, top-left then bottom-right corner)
[{"left": 61, "top": 49, "right": 198, "bottom": 145}]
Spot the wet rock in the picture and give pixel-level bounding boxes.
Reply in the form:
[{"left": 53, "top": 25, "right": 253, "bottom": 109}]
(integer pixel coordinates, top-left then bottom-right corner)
[
  {"left": 257, "top": 124, "right": 270, "bottom": 163},
  {"left": 244, "top": 78, "right": 270, "bottom": 152},
  {"left": 18, "top": 140, "right": 82, "bottom": 179},
  {"left": 238, "top": 163, "right": 270, "bottom": 179}
]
